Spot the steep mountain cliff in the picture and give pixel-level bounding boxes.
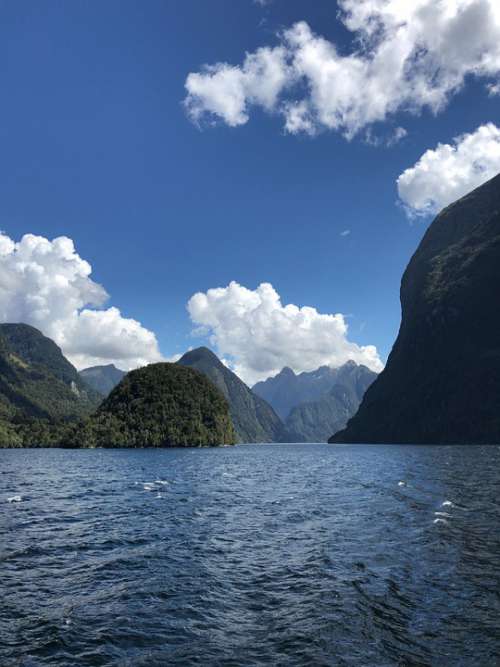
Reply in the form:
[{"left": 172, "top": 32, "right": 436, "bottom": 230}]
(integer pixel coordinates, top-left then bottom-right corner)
[
  {"left": 331, "top": 173, "right": 500, "bottom": 445},
  {"left": 79, "top": 364, "right": 126, "bottom": 396},
  {"left": 178, "top": 347, "right": 286, "bottom": 443},
  {"left": 285, "top": 364, "right": 377, "bottom": 442}
]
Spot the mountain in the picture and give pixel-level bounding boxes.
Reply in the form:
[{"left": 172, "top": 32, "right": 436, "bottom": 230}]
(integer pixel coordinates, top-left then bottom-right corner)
[
  {"left": 79, "top": 364, "right": 126, "bottom": 396},
  {"left": 253, "top": 361, "right": 377, "bottom": 422},
  {"left": 0, "top": 323, "right": 101, "bottom": 421},
  {"left": 285, "top": 364, "right": 377, "bottom": 442},
  {"left": 331, "top": 173, "right": 500, "bottom": 445},
  {"left": 0, "top": 323, "right": 102, "bottom": 446},
  {"left": 253, "top": 365, "right": 340, "bottom": 419},
  {"left": 74, "top": 362, "right": 236, "bottom": 447},
  {"left": 177, "top": 347, "right": 286, "bottom": 443}
]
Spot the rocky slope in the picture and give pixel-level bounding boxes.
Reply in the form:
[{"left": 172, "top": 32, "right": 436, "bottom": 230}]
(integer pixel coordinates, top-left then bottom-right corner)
[
  {"left": 331, "top": 173, "right": 500, "bottom": 444},
  {"left": 79, "top": 364, "right": 126, "bottom": 396},
  {"left": 178, "top": 347, "right": 287, "bottom": 443}
]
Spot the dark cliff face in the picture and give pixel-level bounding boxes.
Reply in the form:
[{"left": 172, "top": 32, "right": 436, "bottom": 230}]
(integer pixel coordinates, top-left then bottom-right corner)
[
  {"left": 177, "top": 347, "right": 286, "bottom": 443},
  {"left": 331, "top": 173, "right": 500, "bottom": 444}
]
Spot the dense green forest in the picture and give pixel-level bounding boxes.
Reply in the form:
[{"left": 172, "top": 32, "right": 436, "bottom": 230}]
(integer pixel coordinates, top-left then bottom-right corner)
[{"left": 0, "top": 325, "right": 235, "bottom": 448}]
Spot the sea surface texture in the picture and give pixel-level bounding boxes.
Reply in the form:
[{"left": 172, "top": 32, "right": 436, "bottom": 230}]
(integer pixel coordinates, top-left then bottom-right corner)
[{"left": 1, "top": 444, "right": 500, "bottom": 666}]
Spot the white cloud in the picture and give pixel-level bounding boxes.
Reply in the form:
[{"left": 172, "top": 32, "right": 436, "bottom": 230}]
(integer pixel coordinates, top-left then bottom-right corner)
[
  {"left": 185, "top": 1, "right": 500, "bottom": 138},
  {"left": 397, "top": 122, "right": 500, "bottom": 215},
  {"left": 185, "top": 46, "right": 290, "bottom": 127},
  {"left": 340, "top": 229, "right": 351, "bottom": 237},
  {"left": 388, "top": 127, "right": 408, "bottom": 146},
  {"left": 0, "top": 232, "right": 164, "bottom": 370},
  {"left": 187, "top": 281, "right": 383, "bottom": 385}
]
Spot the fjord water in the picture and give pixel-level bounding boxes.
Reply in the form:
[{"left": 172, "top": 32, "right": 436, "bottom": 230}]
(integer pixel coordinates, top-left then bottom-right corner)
[{"left": 2, "top": 445, "right": 500, "bottom": 666}]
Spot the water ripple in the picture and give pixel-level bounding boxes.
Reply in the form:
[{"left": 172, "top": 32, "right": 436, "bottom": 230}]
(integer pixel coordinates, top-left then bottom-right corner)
[{"left": 1, "top": 444, "right": 500, "bottom": 666}]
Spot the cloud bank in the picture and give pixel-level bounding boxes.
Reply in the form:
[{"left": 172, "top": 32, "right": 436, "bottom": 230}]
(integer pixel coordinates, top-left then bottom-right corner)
[
  {"left": 397, "top": 123, "right": 500, "bottom": 215},
  {"left": 185, "top": 0, "right": 500, "bottom": 138},
  {"left": 0, "top": 232, "right": 163, "bottom": 370},
  {"left": 187, "top": 281, "right": 383, "bottom": 385}
]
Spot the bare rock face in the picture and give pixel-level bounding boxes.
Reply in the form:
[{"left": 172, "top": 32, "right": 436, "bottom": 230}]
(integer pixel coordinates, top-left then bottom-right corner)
[{"left": 331, "top": 173, "right": 500, "bottom": 445}]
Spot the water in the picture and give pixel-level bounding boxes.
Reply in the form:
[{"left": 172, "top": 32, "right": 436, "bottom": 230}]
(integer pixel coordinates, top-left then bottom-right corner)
[{"left": 1, "top": 444, "right": 500, "bottom": 666}]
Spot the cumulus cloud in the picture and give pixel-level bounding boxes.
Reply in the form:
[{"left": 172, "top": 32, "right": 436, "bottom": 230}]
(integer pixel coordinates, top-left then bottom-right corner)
[
  {"left": 397, "top": 123, "right": 500, "bottom": 215},
  {"left": 185, "top": 46, "right": 290, "bottom": 127},
  {"left": 187, "top": 281, "right": 383, "bottom": 385},
  {"left": 185, "top": 0, "right": 500, "bottom": 138},
  {"left": 0, "top": 232, "right": 163, "bottom": 370}
]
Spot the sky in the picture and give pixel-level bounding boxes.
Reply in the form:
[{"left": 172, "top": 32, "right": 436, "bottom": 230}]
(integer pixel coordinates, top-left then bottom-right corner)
[{"left": 0, "top": 0, "right": 499, "bottom": 384}]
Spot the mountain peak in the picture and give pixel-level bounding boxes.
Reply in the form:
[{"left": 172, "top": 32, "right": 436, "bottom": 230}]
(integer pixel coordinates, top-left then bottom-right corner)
[
  {"left": 177, "top": 347, "right": 286, "bottom": 443},
  {"left": 178, "top": 346, "right": 221, "bottom": 366}
]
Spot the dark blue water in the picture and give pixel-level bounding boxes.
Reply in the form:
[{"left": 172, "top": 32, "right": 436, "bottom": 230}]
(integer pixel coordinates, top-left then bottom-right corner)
[{"left": 1, "top": 444, "right": 500, "bottom": 666}]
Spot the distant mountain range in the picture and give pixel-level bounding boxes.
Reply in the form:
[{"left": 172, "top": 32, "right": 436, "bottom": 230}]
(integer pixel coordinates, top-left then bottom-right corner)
[
  {"left": 177, "top": 347, "right": 287, "bottom": 443},
  {"left": 285, "top": 363, "right": 377, "bottom": 442},
  {"left": 252, "top": 361, "right": 377, "bottom": 441},
  {"left": 332, "top": 172, "right": 500, "bottom": 444},
  {"left": 79, "top": 364, "right": 126, "bottom": 396},
  {"left": 253, "top": 365, "right": 340, "bottom": 420}
]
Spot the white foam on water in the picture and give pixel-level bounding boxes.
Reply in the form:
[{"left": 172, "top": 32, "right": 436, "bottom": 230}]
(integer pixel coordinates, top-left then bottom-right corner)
[
  {"left": 433, "top": 517, "right": 449, "bottom": 525},
  {"left": 143, "top": 483, "right": 156, "bottom": 491},
  {"left": 434, "top": 511, "right": 452, "bottom": 518},
  {"left": 7, "top": 495, "right": 22, "bottom": 503},
  {"left": 154, "top": 480, "right": 169, "bottom": 485},
  {"left": 156, "top": 493, "right": 162, "bottom": 499},
  {"left": 398, "top": 481, "right": 406, "bottom": 487},
  {"left": 442, "top": 500, "right": 455, "bottom": 507}
]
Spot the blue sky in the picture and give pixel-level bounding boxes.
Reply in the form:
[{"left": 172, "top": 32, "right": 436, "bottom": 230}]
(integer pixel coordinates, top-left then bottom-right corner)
[{"left": 0, "top": 0, "right": 499, "bottom": 383}]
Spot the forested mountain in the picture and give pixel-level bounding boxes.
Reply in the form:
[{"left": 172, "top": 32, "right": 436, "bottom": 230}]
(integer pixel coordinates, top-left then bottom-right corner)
[
  {"left": 79, "top": 362, "right": 236, "bottom": 447},
  {"left": 0, "top": 323, "right": 101, "bottom": 402},
  {"left": 178, "top": 347, "right": 287, "bottom": 443},
  {"left": 0, "top": 324, "right": 102, "bottom": 446}
]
